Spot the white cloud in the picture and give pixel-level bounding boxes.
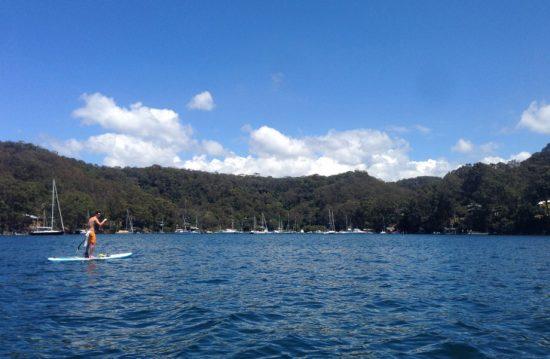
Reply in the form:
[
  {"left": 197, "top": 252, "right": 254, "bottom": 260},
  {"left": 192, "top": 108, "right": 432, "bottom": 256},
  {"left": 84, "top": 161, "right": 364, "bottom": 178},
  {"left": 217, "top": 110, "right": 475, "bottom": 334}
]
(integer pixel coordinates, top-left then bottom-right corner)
[
  {"left": 201, "top": 140, "right": 226, "bottom": 156},
  {"left": 452, "top": 139, "right": 529, "bottom": 165},
  {"left": 397, "top": 159, "right": 453, "bottom": 179},
  {"left": 187, "top": 91, "right": 215, "bottom": 111},
  {"left": 85, "top": 133, "right": 184, "bottom": 167},
  {"left": 452, "top": 139, "right": 499, "bottom": 156},
  {"left": 51, "top": 93, "right": 456, "bottom": 180},
  {"left": 481, "top": 151, "right": 531, "bottom": 164},
  {"left": 518, "top": 101, "right": 550, "bottom": 134},
  {"left": 509, "top": 151, "right": 531, "bottom": 162},
  {"left": 249, "top": 126, "right": 311, "bottom": 158},
  {"left": 184, "top": 154, "right": 362, "bottom": 177},
  {"left": 183, "top": 126, "right": 453, "bottom": 181},
  {"left": 73, "top": 93, "right": 194, "bottom": 146},
  {"left": 452, "top": 138, "right": 474, "bottom": 153},
  {"left": 53, "top": 133, "right": 185, "bottom": 168},
  {"left": 481, "top": 156, "right": 505, "bottom": 164},
  {"left": 51, "top": 138, "right": 84, "bottom": 157},
  {"left": 56, "top": 93, "right": 202, "bottom": 167},
  {"left": 308, "top": 129, "right": 407, "bottom": 166}
]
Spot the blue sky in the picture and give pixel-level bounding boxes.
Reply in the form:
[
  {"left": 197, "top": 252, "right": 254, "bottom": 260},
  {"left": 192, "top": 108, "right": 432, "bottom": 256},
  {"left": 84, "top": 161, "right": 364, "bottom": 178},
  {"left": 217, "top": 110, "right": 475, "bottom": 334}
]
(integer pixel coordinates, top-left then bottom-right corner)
[{"left": 1, "top": 1, "right": 549, "bottom": 180}]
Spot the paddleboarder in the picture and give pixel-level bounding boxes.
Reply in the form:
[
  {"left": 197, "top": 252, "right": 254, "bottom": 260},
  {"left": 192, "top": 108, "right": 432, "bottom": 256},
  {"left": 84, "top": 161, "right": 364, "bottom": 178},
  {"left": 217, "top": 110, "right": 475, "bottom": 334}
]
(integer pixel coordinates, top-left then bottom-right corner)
[{"left": 85, "top": 211, "right": 108, "bottom": 258}]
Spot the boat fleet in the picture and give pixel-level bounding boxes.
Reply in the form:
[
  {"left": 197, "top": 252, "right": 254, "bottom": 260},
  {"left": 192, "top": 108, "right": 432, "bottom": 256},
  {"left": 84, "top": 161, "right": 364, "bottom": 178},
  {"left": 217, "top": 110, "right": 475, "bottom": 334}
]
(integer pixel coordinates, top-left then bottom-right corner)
[
  {"left": 22, "top": 179, "right": 386, "bottom": 235},
  {"left": 173, "top": 210, "right": 378, "bottom": 235}
]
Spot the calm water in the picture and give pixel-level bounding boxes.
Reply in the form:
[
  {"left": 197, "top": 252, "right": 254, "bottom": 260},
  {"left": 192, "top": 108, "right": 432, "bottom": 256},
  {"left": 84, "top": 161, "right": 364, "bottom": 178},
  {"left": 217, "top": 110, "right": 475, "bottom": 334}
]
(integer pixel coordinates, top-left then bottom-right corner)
[{"left": 0, "top": 234, "right": 548, "bottom": 358}]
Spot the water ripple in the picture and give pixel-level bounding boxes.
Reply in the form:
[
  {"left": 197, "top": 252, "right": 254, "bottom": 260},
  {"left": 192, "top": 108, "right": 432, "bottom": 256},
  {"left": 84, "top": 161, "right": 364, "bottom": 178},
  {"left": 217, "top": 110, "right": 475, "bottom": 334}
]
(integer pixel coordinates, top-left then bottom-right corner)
[{"left": 0, "top": 234, "right": 549, "bottom": 357}]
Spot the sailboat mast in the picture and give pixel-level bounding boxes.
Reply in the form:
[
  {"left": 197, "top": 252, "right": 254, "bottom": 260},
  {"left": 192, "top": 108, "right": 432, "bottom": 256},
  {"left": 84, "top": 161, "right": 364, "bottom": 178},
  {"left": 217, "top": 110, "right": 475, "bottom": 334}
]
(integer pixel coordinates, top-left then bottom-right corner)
[
  {"left": 261, "top": 213, "right": 266, "bottom": 230},
  {"left": 54, "top": 180, "right": 65, "bottom": 231},
  {"left": 328, "top": 208, "right": 335, "bottom": 231},
  {"left": 51, "top": 179, "right": 55, "bottom": 229}
]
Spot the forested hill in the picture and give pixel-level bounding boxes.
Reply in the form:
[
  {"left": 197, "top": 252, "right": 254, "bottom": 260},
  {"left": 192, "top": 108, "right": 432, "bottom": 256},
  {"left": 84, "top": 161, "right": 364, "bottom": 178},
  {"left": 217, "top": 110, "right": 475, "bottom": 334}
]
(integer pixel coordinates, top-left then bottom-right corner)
[{"left": 0, "top": 141, "right": 548, "bottom": 234}]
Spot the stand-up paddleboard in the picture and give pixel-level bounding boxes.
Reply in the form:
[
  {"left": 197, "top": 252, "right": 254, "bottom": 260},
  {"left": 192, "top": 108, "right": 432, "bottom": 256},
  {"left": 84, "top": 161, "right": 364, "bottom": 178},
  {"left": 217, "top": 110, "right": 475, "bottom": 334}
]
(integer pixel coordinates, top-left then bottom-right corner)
[{"left": 48, "top": 252, "right": 132, "bottom": 262}]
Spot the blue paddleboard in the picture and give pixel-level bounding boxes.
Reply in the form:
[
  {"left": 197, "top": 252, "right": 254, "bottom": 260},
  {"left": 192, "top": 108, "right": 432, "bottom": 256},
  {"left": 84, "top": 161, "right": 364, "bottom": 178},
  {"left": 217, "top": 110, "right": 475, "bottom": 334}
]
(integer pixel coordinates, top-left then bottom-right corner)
[{"left": 48, "top": 252, "right": 132, "bottom": 262}]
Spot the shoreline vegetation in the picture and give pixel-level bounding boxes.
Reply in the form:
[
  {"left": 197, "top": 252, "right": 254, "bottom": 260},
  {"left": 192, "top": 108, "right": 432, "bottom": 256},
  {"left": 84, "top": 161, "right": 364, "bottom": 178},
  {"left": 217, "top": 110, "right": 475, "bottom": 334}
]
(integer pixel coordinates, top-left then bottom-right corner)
[{"left": 0, "top": 141, "right": 548, "bottom": 235}]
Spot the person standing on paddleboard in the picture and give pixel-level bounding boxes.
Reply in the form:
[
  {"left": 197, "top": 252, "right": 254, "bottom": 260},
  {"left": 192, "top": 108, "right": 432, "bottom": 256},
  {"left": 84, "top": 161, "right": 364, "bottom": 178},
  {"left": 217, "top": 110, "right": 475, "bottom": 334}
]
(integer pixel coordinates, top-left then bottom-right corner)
[{"left": 85, "top": 211, "right": 108, "bottom": 258}]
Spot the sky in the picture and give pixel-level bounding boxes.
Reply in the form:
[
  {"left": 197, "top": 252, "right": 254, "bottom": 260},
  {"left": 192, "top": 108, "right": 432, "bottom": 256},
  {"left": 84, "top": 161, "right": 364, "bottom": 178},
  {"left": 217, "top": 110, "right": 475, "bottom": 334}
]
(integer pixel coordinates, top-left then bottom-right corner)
[{"left": 1, "top": 0, "right": 549, "bottom": 181}]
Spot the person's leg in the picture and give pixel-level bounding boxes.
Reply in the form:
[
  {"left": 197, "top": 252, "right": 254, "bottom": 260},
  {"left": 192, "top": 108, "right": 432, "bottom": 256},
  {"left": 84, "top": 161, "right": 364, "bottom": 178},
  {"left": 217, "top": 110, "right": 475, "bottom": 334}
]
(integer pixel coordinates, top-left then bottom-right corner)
[
  {"left": 86, "top": 232, "right": 96, "bottom": 258},
  {"left": 84, "top": 243, "right": 90, "bottom": 258}
]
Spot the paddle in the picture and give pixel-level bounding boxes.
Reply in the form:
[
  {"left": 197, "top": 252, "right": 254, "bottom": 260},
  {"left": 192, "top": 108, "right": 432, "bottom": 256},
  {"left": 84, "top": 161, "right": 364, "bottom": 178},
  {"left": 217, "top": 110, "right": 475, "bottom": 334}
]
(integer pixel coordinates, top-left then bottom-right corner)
[{"left": 77, "top": 231, "right": 89, "bottom": 253}]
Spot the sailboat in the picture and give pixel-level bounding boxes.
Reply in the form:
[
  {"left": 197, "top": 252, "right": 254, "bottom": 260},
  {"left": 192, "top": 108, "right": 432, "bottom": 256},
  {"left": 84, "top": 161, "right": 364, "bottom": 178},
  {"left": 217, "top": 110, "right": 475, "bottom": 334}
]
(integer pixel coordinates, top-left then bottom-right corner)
[
  {"left": 30, "top": 179, "right": 65, "bottom": 235},
  {"left": 323, "top": 208, "right": 336, "bottom": 234},
  {"left": 220, "top": 215, "right": 239, "bottom": 234},
  {"left": 250, "top": 213, "right": 269, "bottom": 234},
  {"left": 175, "top": 212, "right": 200, "bottom": 233},
  {"left": 342, "top": 215, "right": 367, "bottom": 234},
  {"left": 273, "top": 217, "right": 284, "bottom": 233},
  {"left": 116, "top": 209, "right": 134, "bottom": 234}
]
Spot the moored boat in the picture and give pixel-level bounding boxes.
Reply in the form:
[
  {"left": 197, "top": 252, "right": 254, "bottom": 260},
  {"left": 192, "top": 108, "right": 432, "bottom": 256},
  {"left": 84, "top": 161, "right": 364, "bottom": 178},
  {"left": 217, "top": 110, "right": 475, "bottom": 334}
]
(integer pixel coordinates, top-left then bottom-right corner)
[{"left": 30, "top": 179, "right": 65, "bottom": 236}]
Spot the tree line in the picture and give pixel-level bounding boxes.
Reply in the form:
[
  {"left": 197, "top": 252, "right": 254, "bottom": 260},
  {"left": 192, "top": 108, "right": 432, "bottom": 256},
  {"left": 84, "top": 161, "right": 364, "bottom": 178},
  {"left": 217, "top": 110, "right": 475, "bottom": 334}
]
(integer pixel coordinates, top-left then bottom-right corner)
[{"left": 0, "top": 141, "right": 548, "bottom": 234}]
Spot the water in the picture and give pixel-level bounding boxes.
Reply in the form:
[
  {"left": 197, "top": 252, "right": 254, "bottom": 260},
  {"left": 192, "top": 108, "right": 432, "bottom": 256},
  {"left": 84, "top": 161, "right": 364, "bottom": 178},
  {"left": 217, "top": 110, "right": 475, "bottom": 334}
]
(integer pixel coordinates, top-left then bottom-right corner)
[{"left": 1, "top": 234, "right": 548, "bottom": 358}]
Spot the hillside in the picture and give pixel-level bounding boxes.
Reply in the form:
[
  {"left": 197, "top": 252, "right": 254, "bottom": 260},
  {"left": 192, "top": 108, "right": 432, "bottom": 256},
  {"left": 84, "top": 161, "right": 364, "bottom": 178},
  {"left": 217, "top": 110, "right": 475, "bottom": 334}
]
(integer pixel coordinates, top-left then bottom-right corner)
[{"left": 0, "top": 141, "right": 548, "bottom": 234}]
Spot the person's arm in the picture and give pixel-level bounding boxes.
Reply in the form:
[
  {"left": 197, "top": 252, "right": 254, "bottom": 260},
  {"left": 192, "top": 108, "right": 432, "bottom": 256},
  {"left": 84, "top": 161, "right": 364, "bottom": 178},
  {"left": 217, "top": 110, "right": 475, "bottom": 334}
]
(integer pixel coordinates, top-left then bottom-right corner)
[{"left": 93, "top": 217, "right": 108, "bottom": 227}]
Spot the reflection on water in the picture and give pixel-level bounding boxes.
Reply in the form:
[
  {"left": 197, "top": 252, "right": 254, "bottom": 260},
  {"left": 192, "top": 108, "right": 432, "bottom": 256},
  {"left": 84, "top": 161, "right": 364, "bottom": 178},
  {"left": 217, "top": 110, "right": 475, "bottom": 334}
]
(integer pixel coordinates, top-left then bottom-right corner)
[
  {"left": 86, "top": 261, "right": 97, "bottom": 276},
  {"left": 0, "top": 234, "right": 548, "bottom": 357}
]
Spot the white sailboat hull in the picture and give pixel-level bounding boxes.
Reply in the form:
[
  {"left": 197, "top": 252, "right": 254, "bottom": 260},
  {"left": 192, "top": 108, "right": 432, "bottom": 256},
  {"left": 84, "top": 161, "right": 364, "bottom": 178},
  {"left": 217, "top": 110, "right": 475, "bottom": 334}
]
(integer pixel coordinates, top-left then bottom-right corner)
[{"left": 30, "top": 230, "right": 64, "bottom": 236}]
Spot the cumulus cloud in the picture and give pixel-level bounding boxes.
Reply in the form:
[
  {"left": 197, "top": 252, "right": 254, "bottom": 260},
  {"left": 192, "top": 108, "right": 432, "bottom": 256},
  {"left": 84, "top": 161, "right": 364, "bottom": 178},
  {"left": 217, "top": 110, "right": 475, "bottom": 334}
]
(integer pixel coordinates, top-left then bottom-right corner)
[
  {"left": 52, "top": 134, "right": 184, "bottom": 168},
  {"left": 184, "top": 126, "right": 453, "bottom": 181},
  {"left": 249, "top": 126, "right": 311, "bottom": 158},
  {"left": 452, "top": 138, "right": 474, "bottom": 153},
  {"left": 510, "top": 151, "right": 531, "bottom": 162},
  {"left": 449, "top": 137, "right": 529, "bottom": 166},
  {"left": 85, "top": 133, "right": 184, "bottom": 167},
  {"left": 201, "top": 140, "right": 226, "bottom": 156},
  {"left": 453, "top": 139, "right": 499, "bottom": 155},
  {"left": 51, "top": 138, "right": 84, "bottom": 157},
  {"left": 481, "top": 151, "right": 531, "bottom": 165},
  {"left": 73, "top": 93, "right": 194, "bottom": 146},
  {"left": 518, "top": 101, "right": 550, "bottom": 134},
  {"left": 54, "top": 93, "right": 205, "bottom": 167},
  {"left": 187, "top": 91, "right": 215, "bottom": 111},
  {"left": 51, "top": 93, "right": 456, "bottom": 180}
]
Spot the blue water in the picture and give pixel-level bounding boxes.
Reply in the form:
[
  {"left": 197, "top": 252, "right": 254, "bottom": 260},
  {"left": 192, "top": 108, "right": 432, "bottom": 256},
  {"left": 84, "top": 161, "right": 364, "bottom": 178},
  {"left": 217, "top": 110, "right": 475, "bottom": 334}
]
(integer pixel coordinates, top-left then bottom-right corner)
[{"left": 1, "top": 234, "right": 548, "bottom": 358}]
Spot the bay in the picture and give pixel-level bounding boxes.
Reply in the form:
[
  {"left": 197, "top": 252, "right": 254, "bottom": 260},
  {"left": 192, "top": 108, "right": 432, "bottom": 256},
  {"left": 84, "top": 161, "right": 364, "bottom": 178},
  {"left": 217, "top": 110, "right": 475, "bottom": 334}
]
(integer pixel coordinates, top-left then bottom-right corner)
[{"left": 1, "top": 234, "right": 548, "bottom": 357}]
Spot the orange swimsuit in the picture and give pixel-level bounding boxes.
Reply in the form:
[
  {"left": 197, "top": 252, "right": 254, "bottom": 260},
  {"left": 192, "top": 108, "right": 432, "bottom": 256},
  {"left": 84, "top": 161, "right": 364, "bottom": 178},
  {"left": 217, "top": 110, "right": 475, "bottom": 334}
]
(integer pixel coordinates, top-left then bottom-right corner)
[{"left": 88, "top": 231, "right": 97, "bottom": 245}]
